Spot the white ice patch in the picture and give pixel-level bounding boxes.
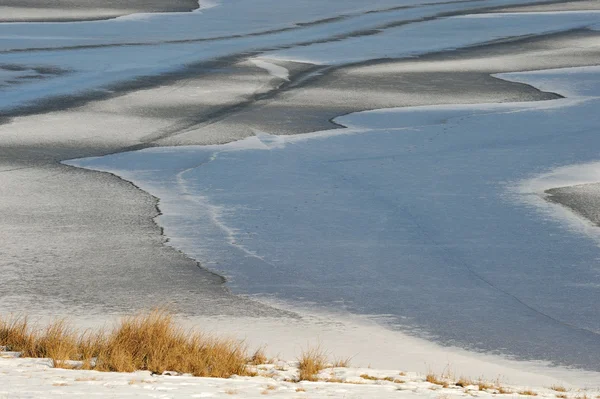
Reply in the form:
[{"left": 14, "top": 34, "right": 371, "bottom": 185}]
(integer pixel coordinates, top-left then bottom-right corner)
[{"left": 250, "top": 58, "right": 290, "bottom": 81}]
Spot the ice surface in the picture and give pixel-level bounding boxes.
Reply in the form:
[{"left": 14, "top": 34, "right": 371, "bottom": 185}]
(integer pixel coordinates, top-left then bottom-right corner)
[
  {"left": 68, "top": 66, "right": 600, "bottom": 371},
  {"left": 0, "top": 0, "right": 558, "bottom": 50},
  {"left": 2, "top": 0, "right": 595, "bottom": 112},
  {"left": 265, "top": 11, "right": 600, "bottom": 64}
]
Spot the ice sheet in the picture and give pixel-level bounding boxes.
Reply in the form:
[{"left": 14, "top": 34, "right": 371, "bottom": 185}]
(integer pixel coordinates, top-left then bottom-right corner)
[
  {"left": 265, "top": 11, "right": 600, "bottom": 64},
  {"left": 67, "top": 66, "right": 600, "bottom": 371},
  {"left": 0, "top": 0, "right": 556, "bottom": 51},
  {"left": 2, "top": 1, "right": 594, "bottom": 112}
]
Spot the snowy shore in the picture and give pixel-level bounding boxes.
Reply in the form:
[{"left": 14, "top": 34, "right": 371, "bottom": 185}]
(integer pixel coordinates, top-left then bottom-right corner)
[{"left": 2, "top": 348, "right": 600, "bottom": 399}]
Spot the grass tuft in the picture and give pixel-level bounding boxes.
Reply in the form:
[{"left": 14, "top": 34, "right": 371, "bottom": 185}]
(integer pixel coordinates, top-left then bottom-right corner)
[
  {"left": 332, "top": 356, "right": 352, "bottom": 368},
  {"left": 360, "top": 374, "right": 380, "bottom": 381},
  {"left": 498, "top": 386, "right": 513, "bottom": 394},
  {"left": 0, "top": 315, "right": 36, "bottom": 355},
  {"left": 455, "top": 377, "right": 474, "bottom": 387},
  {"left": 519, "top": 390, "right": 538, "bottom": 396},
  {"left": 426, "top": 372, "right": 449, "bottom": 388},
  {"left": 249, "top": 347, "right": 269, "bottom": 365},
  {"left": 297, "top": 345, "right": 327, "bottom": 381},
  {"left": 478, "top": 379, "right": 496, "bottom": 391},
  {"left": 552, "top": 386, "right": 568, "bottom": 393}
]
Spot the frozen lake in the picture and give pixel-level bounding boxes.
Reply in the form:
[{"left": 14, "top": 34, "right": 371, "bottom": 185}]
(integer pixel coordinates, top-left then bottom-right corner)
[
  {"left": 2, "top": 0, "right": 600, "bottom": 380},
  {"left": 69, "top": 66, "right": 600, "bottom": 371}
]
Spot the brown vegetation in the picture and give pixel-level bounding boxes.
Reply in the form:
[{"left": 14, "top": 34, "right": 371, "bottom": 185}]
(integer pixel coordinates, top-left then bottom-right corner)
[
  {"left": 0, "top": 310, "right": 251, "bottom": 378},
  {"left": 455, "top": 377, "right": 474, "bottom": 387},
  {"left": 519, "top": 390, "right": 538, "bottom": 396},
  {"left": 497, "top": 386, "right": 513, "bottom": 394},
  {"left": 426, "top": 372, "right": 449, "bottom": 388},
  {"left": 297, "top": 345, "right": 328, "bottom": 381},
  {"left": 360, "top": 374, "right": 380, "bottom": 381},
  {"left": 249, "top": 347, "right": 269, "bottom": 365},
  {"left": 332, "top": 356, "right": 352, "bottom": 368}
]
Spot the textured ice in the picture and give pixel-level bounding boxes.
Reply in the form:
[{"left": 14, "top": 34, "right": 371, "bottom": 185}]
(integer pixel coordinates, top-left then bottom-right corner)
[
  {"left": 2, "top": 1, "right": 596, "bottom": 111},
  {"left": 68, "top": 66, "right": 600, "bottom": 371},
  {"left": 265, "top": 11, "right": 600, "bottom": 64}
]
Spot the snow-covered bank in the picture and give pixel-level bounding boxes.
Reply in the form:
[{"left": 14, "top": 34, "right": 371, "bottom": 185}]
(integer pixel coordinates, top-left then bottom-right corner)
[
  {"left": 66, "top": 65, "right": 600, "bottom": 374},
  {"left": 2, "top": 345, "right": 599, "bottom": 398}
]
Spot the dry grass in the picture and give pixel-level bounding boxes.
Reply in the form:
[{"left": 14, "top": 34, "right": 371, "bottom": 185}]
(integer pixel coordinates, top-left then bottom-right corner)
[
  {"left": 360, "top": 374, "right": 380, "bottom": 381},
  {"left": 332, "top": 356, "right": 352, "bottom": 368},
  {"left": 75, "top": 377, "right": 99, "bottom": 382},
  {"left": 0, "top": 310, "right": 251, "bottom": 378},
  {"left": 556, "top": 395, "right": 568, "bottom": 398},
  {"left": 297, "top": 346, "right": 328, "bottom": 382},
  {"left": 426, "top": 373, "right": 449, "bottom": 388},
  {"left": 478, "top": 380, "right": 497, "bottom": 391},
  {"left": 519, "top": 390, "right": 538, "bottom": 396},
  {"left": 552, "top": 386, "right": 568, "bottom": 393},
  {"left": 498, "top": 386, "right": 513, "bottom": 394},
  {"left": 296, "top": 387, "right": 306, "bottom": 392},
  {"left": 0, "top": 315, "right": 36, "bottom": 355},
  {"left": 249, "top": 347, "right": 268, "bottom": 365},
  {"left": 455, "top": 377, "right": 474, "bottom": 387}
]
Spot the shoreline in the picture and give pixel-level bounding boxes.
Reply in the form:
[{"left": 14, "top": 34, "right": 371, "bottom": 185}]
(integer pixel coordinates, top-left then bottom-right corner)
[
  {"left": 12, "top": 303, "right": 600, "bottom": 388},
  {"left": 546, "top": 183, "right": 600, "bottom": 228},
  {"left": 62, "top": 68, "right": 600, "bottom": 381}
]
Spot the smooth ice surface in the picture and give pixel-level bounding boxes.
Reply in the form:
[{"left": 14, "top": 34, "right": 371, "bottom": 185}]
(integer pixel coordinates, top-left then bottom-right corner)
[{"left": 68, "top": 66, "right": 600, "bottom": 371}]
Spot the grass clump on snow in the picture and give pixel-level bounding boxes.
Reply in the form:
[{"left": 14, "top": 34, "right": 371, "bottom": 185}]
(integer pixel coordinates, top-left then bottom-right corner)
[
  {"left": 297, "top": 345, "right": 328, "bottom": 381},
  {"left": 0, "top": 309, "right": 250, "bottom": 378},
  {"left": 426, "top": 372, "right": 449, "bottom": 388}
]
